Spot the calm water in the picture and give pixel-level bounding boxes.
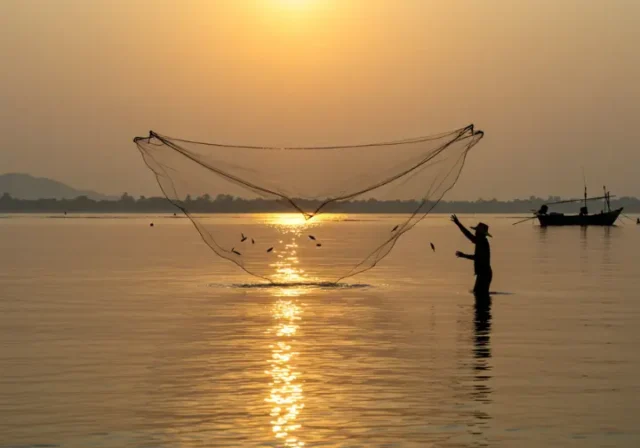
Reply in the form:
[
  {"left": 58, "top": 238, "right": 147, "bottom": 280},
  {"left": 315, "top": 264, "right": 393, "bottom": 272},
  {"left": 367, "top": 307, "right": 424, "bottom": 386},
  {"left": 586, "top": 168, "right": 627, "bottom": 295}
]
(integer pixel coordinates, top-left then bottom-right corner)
[{"left": 1, "top": 214, "right": 640, "bottom": 447}]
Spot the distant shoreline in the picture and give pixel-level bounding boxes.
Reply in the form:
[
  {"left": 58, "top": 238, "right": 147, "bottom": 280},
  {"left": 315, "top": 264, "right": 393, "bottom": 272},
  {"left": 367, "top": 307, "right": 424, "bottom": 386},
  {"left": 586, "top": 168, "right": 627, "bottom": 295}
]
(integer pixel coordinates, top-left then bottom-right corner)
[
  {"left": 2, "top": 193, "right": 639, "bottom": 214},
  {"left": 0, "top": 211, "right": 540, "bottom": 216}
]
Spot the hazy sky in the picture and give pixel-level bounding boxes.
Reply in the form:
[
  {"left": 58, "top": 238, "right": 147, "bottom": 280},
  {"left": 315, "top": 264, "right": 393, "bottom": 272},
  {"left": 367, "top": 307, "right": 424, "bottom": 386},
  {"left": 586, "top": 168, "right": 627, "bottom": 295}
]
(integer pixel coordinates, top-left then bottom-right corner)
[{"left": 1, "top": 0, "right": 639, "bottom": 200}]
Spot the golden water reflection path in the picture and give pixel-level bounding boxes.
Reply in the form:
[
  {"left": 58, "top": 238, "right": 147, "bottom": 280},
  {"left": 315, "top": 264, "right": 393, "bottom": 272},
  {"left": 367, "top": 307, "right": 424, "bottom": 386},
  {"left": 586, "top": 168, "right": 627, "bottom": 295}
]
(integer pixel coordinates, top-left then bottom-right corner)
[{"left": 265, "top": 217, "right": 309, "bottom": 447}]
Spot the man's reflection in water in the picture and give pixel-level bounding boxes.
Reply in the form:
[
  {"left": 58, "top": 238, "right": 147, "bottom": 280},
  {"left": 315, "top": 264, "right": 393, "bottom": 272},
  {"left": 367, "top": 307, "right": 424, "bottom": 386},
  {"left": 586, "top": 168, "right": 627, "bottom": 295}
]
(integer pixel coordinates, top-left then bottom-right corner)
[
  {"left": 473, "top": 296, "right": 492, "bottom": 367},
  {"left": 470, "top": 295, "right": 492, "bottom": 446}
]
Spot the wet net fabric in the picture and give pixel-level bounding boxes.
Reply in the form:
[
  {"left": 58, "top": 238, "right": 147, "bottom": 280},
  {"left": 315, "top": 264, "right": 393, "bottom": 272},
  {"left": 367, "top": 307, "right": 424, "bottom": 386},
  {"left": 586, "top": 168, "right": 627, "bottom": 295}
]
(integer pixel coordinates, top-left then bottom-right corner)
[{"left": 134, "top": 125, "right": 484, "bottom": 283}]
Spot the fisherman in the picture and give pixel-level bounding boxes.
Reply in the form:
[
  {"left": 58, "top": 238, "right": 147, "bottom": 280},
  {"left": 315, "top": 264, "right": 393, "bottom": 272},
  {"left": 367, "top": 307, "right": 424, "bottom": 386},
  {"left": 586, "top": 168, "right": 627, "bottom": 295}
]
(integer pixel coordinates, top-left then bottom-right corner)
[{"left": 451, "top": 214, "right": 492, "bottom": 297}]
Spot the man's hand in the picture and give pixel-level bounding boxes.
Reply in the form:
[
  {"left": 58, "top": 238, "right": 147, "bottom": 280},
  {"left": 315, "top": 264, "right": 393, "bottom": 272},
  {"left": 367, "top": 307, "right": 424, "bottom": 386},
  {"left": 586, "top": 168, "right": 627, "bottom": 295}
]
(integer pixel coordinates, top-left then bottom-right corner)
[
  {"left": 455, "top": 251, "right": 464, "bottom": 258},
  {"left": 451, "top": 214, "right": 460, "bottom": 225}
]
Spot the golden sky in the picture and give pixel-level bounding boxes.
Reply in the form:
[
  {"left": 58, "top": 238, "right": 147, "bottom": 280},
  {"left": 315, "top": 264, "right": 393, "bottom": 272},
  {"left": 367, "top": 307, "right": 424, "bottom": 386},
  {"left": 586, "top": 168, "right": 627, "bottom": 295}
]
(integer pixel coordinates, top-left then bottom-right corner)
[{"left": 1, "top": 0, "right": 639, "bottom": 199}]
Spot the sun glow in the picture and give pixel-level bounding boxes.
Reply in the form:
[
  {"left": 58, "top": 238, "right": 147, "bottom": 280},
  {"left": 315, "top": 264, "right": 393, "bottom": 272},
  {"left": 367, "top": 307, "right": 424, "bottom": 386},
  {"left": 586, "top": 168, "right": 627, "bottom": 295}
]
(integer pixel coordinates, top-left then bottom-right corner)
[
  {"left": 269, "top": 213, "right": 309, "bottom": 227},
  {"left": 277, "top": 0, "right": 315, "bottom": 9},
  {"left": 267, "top": 0, "right": 323, "bottom": 21},
  {"left": 264, "top": 213, "right": 347, "bottom": 228}
]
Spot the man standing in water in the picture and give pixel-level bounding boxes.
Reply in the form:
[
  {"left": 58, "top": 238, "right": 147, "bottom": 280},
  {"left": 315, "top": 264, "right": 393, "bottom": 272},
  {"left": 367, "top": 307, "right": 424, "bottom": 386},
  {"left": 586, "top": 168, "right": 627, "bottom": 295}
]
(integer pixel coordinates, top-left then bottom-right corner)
[{"left": 451, "top": 215, "right": 492, "bottom": 297}]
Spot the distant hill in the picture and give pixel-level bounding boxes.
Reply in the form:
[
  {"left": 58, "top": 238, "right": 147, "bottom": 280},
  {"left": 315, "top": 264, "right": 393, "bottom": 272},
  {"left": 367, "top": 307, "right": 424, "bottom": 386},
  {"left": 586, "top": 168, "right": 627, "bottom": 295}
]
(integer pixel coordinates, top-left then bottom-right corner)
[{"left": 0, "top": 173, "right": 111, "bottom": 200}]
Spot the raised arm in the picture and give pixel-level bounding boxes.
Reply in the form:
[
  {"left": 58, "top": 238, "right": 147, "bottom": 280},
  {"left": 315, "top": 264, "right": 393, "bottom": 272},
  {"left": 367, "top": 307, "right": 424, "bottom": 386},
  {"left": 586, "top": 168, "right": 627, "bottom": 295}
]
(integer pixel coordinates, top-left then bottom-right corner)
[
  {"left": 451, "top": 214, "right": 476, "bottom": 243},
  {"left": 455, "top": 251, "right": 475, "bottom": 260}
]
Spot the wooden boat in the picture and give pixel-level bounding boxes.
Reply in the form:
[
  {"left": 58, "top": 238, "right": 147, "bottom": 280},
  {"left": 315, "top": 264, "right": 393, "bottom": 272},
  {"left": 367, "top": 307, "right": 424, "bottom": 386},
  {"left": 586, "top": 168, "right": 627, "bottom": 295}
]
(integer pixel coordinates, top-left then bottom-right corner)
[
  {"left": 537, "top": 208, "right": 622, "bottom": 227},
  {"left": 535, "top": 187, "right": 621, "bottom": 227}
]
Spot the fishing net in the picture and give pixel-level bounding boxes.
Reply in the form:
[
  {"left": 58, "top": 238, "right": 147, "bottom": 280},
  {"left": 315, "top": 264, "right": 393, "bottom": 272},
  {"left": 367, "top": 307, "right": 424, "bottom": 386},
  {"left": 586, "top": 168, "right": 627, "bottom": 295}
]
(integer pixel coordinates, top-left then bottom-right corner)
[{"left": 133, "top": 125, "right": 484, "bottom": 283}]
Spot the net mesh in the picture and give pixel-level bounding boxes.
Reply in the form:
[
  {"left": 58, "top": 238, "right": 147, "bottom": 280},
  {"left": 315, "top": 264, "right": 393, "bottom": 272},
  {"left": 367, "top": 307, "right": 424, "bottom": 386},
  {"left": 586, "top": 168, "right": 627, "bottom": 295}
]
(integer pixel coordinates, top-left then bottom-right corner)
[{"left": 134, "top": 125, "right": 484, "bottom": 283}]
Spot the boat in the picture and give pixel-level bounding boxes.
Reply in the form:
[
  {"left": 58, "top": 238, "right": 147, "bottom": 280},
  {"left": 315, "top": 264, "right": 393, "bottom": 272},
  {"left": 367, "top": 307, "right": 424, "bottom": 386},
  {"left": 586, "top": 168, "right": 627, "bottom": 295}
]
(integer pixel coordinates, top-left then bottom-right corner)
[
  {"left": 537, "top": 208, "right": 622, "bottom": 227},
  {"left": 535, "top": 187, "right": 622, "bottom": 227}
]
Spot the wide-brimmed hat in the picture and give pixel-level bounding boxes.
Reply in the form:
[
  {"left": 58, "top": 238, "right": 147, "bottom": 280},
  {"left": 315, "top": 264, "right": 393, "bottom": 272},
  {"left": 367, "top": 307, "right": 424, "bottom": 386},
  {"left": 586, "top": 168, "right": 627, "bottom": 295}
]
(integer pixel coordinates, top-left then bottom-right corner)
[{"left": 471, "top": 222, "right": 492, "bottom": 237}]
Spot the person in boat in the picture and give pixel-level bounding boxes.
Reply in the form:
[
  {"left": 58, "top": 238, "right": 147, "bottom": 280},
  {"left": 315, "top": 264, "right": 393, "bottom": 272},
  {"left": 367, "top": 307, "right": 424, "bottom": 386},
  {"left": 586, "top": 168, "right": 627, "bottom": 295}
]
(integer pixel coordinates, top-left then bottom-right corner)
[{"left": 451, "top": 215, "right": 492, "bottom": 297}]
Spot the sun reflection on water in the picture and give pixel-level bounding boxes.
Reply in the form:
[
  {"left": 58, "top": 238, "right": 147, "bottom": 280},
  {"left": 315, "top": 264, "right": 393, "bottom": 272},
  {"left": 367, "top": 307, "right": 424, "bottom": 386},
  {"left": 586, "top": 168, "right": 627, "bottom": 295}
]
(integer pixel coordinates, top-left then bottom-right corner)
[
  {"left": 268, "top": 213, "right": 310, "bottom": 285},
  {"left": 265, "top": 293, "right": 306, "bottom": 447},
  {"left": 265, "top": 227, "right": 308, "bottom": 447},
  {"left": 262, "top": 212, "right": 347, "bottom": 227},
  {"left": 272, "top": 239, "right": 308, "bottom": 284},
  {"left": 268, "top": 213, "right": 309, "bottom": 227},
  {"left": 266, "top": 297, "right": 304, "bottom": 447},
  {"left": 261, "top": 212, "right": 348, "bottom": 285}
]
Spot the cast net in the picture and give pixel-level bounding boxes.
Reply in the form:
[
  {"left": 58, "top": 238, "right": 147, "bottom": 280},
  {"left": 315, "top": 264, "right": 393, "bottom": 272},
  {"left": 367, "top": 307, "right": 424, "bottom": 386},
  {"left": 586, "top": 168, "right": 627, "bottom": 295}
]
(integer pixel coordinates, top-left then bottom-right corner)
[{"left": 133, "top": 125, "right": 484, "bottom": 283}]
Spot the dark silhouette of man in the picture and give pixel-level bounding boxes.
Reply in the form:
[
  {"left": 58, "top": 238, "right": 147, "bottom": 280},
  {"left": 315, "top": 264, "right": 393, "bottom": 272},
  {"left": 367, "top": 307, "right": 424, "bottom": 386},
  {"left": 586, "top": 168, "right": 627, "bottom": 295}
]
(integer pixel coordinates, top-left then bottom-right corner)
[{"left": 451, "top": 214, "right": 492, "bottom": 297}]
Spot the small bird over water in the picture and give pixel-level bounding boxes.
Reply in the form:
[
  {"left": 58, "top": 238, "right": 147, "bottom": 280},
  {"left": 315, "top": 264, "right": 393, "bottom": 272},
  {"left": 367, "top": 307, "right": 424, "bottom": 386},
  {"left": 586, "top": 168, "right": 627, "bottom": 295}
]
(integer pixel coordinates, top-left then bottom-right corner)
[
  {"left": 241, "top": 233, "right": 247, "bottom": 242},
  {"left": 430, "top": 242, "right": 435, "bottom": 252},
  {"left": 392, "top": 225, "right": 399, "bottom": 232},
  {"left": 231, "top": 247, "right": 241, "bottom": 256},
  {"left": 266, "top": 247, "right": 273, "bottom": 253},
  {"left": 316, "top": 243, "right": 322, "bottom": 247},
  {"left": 251, "top": 238, "right": 255, "bottom": 244},
  {"left": 308, "top": 235, "right": 316, "bottom": 241}
]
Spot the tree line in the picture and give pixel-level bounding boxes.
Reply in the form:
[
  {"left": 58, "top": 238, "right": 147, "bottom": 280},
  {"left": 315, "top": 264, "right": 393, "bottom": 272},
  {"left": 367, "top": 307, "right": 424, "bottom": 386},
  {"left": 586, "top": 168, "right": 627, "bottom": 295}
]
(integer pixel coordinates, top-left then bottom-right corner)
[{"left": 1, "top": 192, "right": 639, "bottom": 214}]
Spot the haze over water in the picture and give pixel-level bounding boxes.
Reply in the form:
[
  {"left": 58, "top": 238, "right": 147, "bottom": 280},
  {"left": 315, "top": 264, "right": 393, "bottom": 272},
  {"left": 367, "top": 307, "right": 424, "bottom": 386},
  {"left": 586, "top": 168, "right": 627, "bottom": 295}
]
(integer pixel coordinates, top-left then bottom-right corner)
[
  {"left": 2, "top": 214, "right": 640, "bottom": 447},
  {"left": 2, "top": 0, "right": 640, "bottom": 200}
]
